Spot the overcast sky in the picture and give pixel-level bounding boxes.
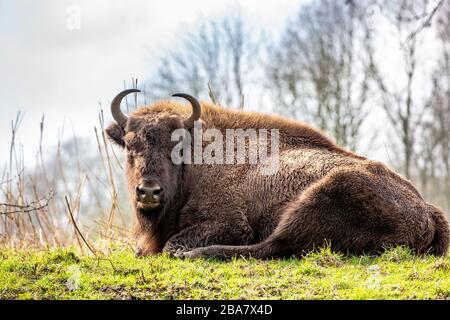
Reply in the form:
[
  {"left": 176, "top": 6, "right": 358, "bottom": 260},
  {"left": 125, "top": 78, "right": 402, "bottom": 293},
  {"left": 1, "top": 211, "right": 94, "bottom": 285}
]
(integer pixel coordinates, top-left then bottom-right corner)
[{"left": 0, "top": 0, "right": 304, "bottom": 170}]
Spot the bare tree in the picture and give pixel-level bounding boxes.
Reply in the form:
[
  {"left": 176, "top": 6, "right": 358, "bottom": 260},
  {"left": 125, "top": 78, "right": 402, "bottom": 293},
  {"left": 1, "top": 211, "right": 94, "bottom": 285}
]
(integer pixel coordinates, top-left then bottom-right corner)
[
  {"left": 367, "top": 0, "right": 445, "bottom": 179},
  {"left": 267, "top": 0, "right": 373, "bottom": 151},
  {"left": 416, "top": 1, "right": 450, "bottom": 209},
  {"left": 147, "top": 12, "right": 259, "bottom": 107}
]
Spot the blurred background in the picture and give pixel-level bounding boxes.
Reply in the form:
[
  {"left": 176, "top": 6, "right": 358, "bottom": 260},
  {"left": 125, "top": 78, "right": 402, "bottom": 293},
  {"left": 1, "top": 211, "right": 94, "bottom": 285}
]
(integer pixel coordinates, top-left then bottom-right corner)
[{"left": 1, "top": 0, "right": 449, "bottom": 248}]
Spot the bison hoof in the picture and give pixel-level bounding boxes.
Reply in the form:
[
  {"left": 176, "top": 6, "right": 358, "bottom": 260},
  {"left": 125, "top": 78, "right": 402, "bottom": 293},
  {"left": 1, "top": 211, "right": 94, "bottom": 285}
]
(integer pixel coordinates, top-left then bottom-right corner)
[
  {"left": 179, "top": 249, "right": 205, "bottom": 259},
  {"left": 163, "top": 246, "right": 188, "bottom": 258},
  {"left": 134, "top": 247, "right": 144, "bottom": 258},
  {"left": 173, "top": 251, "right": 189, "bottom": 259}
]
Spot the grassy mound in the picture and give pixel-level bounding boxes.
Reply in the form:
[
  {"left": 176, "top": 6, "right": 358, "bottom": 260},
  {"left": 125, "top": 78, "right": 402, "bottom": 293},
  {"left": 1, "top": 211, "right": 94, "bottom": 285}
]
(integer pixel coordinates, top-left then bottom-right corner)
[{"left": 0, "top": 246, "right": 449, "bottom": 300}]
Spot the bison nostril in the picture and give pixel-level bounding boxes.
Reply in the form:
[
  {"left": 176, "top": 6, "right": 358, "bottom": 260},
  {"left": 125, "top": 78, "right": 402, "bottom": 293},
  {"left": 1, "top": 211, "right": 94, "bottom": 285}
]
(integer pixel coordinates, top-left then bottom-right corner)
[
  {"left": 136, "top": 186, "right": 147, "bottom": 199},
  {"left": 152, "top": 187, "right": 162, "bottom": 196}
]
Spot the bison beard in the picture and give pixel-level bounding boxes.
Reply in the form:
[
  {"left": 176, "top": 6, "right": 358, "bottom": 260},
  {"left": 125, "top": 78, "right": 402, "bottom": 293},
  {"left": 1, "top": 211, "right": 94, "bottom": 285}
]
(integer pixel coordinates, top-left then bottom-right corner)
[{"left": 106, "top": 90, "right": 450, "bottom": 259}]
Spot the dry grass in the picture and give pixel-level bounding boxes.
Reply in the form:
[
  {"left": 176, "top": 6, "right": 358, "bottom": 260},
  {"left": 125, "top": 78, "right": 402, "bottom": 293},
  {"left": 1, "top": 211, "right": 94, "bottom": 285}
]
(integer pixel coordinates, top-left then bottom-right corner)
[{"left": 0, "top": 80, "right": 142, "bottom": 251}]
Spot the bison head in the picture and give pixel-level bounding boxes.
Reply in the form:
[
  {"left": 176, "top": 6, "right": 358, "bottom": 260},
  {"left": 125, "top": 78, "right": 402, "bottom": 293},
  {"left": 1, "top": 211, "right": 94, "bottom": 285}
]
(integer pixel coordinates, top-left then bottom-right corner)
[{"left": 105, "top": 89, "right": 201, "bottom": 252}]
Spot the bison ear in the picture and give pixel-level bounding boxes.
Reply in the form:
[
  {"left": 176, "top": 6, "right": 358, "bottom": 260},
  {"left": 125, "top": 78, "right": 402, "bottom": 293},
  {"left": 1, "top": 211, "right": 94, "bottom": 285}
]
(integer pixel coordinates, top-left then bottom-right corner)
[{"left": 106, "top": 123, "right": 125, "bottom": 147}]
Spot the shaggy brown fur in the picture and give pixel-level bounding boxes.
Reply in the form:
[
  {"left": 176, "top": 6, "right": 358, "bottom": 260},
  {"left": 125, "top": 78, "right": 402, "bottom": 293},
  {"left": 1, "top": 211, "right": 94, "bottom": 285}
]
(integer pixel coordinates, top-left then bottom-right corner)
[{"left": 106, "top": 100, "right": 450, "bottom": 259}]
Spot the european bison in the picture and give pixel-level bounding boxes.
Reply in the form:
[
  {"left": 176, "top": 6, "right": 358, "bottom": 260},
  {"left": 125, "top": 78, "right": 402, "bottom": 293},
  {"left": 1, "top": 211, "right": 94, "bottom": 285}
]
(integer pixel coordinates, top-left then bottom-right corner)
[{"left": 106, "top": 89, "right": 449, "bottom": 259}]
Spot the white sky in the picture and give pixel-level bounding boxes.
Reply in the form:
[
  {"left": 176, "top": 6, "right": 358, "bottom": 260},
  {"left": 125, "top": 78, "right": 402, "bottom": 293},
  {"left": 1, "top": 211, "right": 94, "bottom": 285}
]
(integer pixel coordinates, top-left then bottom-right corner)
[{"left": 0, "top": 0, "right": 303, "bottom": 170}]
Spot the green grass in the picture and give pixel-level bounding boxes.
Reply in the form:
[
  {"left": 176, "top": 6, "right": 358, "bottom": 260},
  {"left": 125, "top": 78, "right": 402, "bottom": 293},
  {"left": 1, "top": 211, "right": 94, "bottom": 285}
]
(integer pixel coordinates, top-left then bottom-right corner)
[{"left": 0, "top": 245, "right": 449, "bottom": 300}]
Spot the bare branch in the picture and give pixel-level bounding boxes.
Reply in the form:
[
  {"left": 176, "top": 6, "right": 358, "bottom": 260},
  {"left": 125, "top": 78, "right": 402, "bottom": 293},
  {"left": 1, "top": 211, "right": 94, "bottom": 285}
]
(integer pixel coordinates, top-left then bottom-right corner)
[
  {"left": 0, "top": 190, "right": 55, "bottom": 216},
  {"left": 408, "top": 0, "right": 444, "bottom": 41},
  {"left": 0, "top": 169, "right": 24, "bottom": 185},
  {"left": 65, "top": 196, "right": 97, "bottom": 255}
]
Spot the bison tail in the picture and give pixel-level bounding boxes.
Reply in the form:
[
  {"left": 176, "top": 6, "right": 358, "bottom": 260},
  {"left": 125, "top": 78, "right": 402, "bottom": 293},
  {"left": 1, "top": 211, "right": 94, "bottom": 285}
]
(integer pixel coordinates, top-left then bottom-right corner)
[{"left": 428, "top": 205, "right": 450, "bottom": 256}]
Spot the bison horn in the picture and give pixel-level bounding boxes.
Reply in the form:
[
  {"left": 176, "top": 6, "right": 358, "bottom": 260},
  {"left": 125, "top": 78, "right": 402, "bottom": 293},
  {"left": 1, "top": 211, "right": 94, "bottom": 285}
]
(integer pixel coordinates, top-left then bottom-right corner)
[
  {"left": 172, "top": 93, "right": 202, "bottom": 128},
  {"left": 111, "top": 89, "right": 140, "bottom": 127}
]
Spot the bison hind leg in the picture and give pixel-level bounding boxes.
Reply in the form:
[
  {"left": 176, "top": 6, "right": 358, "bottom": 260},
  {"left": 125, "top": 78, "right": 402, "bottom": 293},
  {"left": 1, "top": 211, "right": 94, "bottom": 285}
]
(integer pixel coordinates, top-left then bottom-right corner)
[{"left": 182, "top": 169, "right": 430, "bottom": 260}]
